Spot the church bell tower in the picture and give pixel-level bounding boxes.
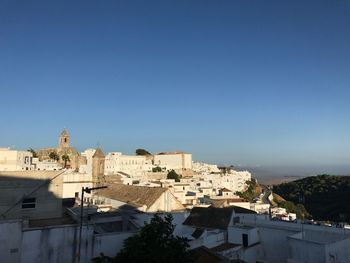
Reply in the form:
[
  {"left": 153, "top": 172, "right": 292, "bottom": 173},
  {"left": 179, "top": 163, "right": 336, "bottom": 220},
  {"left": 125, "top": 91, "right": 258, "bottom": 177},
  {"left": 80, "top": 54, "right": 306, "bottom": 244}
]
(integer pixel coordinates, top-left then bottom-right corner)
[{"left": 59, "top": 128, "right": 70, "bottom": 149}]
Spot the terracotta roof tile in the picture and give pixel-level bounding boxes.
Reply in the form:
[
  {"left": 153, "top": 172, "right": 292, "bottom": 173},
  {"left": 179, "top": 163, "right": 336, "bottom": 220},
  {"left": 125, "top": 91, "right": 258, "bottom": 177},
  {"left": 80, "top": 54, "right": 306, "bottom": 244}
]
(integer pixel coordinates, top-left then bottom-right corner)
[{"left": 95, "top": 184, "right": 168, "bottom": 209}]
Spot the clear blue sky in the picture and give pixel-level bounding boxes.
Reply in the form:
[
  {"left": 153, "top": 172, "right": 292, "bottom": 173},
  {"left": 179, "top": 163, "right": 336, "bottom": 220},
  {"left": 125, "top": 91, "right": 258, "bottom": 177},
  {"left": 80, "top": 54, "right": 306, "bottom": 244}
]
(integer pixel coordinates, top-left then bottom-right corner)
[{"left": 1, "top": 1, "right": 350, "bottom": 174}]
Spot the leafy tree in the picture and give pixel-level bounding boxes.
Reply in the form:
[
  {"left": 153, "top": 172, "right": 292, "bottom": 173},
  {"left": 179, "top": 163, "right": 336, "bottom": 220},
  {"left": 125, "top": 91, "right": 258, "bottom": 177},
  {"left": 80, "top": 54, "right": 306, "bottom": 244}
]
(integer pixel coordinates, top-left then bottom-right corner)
[
  {"left": 61, "top": 154, "right": 70, "bottom": 168},
  {"left": 152, "top": 166, "right": 162, "bottom": 173},
  {"left": 235, "top": 179, "right": 261, "bottom": 202},
  {"left": 136, "top": 149, "right": 152, "bottom": 156},
  {"left": 115, "top": 214, "right": 192, "bottom": 263},
  {"left": 167, "top": 170, "right": 180, "bottom": 182},
  {"left": 49, "top": 151, "right": 59, "bottom": 161},
  {"left": 27, "top": 148, "right": 38, "bottom": 158}
]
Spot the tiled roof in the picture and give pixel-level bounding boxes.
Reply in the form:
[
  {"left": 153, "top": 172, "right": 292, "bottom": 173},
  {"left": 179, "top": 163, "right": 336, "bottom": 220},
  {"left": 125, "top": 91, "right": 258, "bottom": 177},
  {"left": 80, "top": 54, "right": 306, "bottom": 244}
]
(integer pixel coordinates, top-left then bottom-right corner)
[
  {"left": 191, "top": 246, "right": 225, "bottom": 263},
  {"left": 95, "top": 184, "right": 168, "bottom": 209},
  {"left": 231, "top": 206, "right": 256, "bottom": 214},
  {"left": 0, "top": 170, "right": 64, "bottom": 181},
  {"left": 210, "top": 199, "right": 228, "bottom": 208},
  {"left": 183, "top": 207, "right": 234, "bottom": 230},
  {"left": 211, "top": 242, "right": 241, "bottom": 252},
  {"left": 60, "top": 128, "right": 68, "bottom": 136},
  {"left": 92, "top": 148, "right": 105, "bottom": 158},
  {"left": 184, "top": 206, "right": 256, "bottom": 230}
]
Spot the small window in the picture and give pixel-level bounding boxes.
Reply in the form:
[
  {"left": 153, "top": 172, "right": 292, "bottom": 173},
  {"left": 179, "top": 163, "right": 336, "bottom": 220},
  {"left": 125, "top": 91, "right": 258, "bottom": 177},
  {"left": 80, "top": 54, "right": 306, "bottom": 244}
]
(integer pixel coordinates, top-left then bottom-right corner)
[{"left": 22, "top": 198, "right": 36, "bottom": 209}]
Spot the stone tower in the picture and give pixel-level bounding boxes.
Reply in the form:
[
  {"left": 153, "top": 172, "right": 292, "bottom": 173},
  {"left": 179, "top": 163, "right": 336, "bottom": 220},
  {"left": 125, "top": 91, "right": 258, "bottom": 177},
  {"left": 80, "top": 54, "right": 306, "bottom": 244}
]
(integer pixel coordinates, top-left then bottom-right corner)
[
  {"left": 58, "top": 128, "right": 70, "bottom": 149},
  {"left": 92, "top": 148, "right": 105, "bottom": 187}
]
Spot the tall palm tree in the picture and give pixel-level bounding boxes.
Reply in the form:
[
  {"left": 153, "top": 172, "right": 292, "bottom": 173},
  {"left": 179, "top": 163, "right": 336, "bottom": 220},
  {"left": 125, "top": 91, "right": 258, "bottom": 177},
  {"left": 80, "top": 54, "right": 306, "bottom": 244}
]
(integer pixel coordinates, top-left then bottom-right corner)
[{"left": 61, "top": 154, "right": 70, "bottom": 168}]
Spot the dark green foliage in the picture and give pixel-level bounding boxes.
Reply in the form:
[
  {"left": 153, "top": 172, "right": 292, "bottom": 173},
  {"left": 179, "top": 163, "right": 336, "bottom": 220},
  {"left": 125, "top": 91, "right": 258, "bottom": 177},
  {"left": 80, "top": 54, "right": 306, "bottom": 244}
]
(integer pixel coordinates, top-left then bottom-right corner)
[
  {"left": 274, "top": 175, "right": 350, "bottom": 222},
  {"left": 48, "top": 151, "right": 59, "bottom": 161},
  {"left": 61, "top": 154, "right": 70, "bottom": 168},
  {"left": 235, "top": 179, "right": 260, "bottom": 202},
  {"left": 152, "top": 166, "right": 162, "bottom": 172},
  {"left": 167, "top": 170, "right": 180, "bottom": 182},
  {"left": 27, "top": 148, "right": 37, "bottom": 158},
  {"left": 136, "top": 149, "right": 152, "bottom": 156},
  {"left": 115, "top": 214, "right": 193, "bottom": 263}
]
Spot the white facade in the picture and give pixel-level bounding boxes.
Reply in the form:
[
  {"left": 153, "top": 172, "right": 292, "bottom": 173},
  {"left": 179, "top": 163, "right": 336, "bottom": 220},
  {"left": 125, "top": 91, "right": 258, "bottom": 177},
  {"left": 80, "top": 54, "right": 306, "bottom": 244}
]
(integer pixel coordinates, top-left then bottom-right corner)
[
  {"left": 234, "top": 214, "right": 350, "bottom": 263},
  {"left": 0, "top": 218, "right": 136, "bottom": 263},
  {"left": 104, "top": 152, "right": 152, "bottom": 176},
  {"left": 79, "top": 148, "right": 96, "bottom": 175},
  {"left": 153, "top": 152, "right": 192, "bottom": 171},
  {"left": 190, "top": 170, "right": 251, "bottom": 196},
  {"left": 62, "top": 171, "right": 93, "bottom": 198},
  {"left": 0, "top": 148, "right": 33, "bottom": 171},
  {"left": 192, "top": 161, "right": 220, "bottom": 173},
  {"left": 32, "top": 158, "right": 62, "bottom": 171}
]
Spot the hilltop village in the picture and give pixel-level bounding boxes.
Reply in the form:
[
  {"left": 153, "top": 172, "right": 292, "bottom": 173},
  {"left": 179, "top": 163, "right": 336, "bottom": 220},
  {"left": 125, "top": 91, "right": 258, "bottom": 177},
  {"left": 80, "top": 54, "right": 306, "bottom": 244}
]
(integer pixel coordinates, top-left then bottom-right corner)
[{"left": 1, "top": 129, "right": 350, "bottom": 263}]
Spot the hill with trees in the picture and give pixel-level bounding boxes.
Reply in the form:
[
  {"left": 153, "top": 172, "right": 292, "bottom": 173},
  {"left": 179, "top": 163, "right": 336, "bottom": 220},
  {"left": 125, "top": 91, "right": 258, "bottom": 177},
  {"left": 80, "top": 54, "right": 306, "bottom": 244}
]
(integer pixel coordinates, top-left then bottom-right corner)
[
  {"left": 273, "top": 174, "right": 350, "bottom": 222},
  {"left": 235, "top": 179, "right": 262, "bottom": 202}
]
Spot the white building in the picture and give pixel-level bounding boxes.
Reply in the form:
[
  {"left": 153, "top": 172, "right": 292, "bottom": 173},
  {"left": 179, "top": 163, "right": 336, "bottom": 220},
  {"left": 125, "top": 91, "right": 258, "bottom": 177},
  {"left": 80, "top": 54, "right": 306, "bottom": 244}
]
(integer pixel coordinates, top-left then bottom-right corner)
[
  {"left": 192, "top": 161, "right": 220, "bottom": 173},
  {"left": 153, "top": 152, "right": 192, "bottom": 171},
  {"left": 195, "top": 170, "right": 251, "bottom": 195},
  {"left": 32, "top": 158, "right": 62, "bottom": 171},
  {"left": 79, "top": 148, "right": 97, "bottom": 175},
  {"left": 62, "top": 171, "right": 93, "bottom": 199},
  {"left": 104, "top": 152, "right": 152, "bottom": 177},
  {"left": 93, "top": 183, "right": 185, "bottom": 213},
  {"left": 0, "top": 170, "right": 64, "bottom": 220},
  {"left": 0, "top": 148, "right": 34, "bottom": 171}
]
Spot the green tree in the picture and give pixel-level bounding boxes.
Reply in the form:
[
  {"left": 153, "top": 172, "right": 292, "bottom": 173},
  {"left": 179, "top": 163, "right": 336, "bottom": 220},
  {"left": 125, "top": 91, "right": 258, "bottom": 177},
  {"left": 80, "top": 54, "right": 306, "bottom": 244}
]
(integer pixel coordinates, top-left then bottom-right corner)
[
  {"left": 61, "top": 154, "right": 70, "bottom": 168},
  {"left": 115, "top": 214, "right": 192, "bottom": 263},
  {"left": 136, "top": 149, "right": 152, "bottom": 156},
  {"left": 27, "top": 148, "right": 38, "bottom": 158},
  {"left": 167, "top": 170, "right": 180, "bottom": 182},
  {"left": 235, "top": 179, "right": 261, "bottom": 202},
  {"left": 48, "top": 151, "right": 59, "bottom": 161},
  {"left": 152, "top": 166, "right": 162, "bottom": 172}
]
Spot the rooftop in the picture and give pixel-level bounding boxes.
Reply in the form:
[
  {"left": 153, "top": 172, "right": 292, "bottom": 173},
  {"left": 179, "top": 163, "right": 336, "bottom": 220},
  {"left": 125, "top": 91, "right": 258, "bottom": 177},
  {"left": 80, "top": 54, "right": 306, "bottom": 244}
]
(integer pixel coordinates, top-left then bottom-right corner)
[
  {"left": 95, "top": 183, "right": 168, "bottom": 209},
  {"left": 191, "top": 246, "right": 226, "bottom": 263},
  {"left": 183, "top": 207, "right": 234, "bottom": 230},
  {"left": 0, "top": 170, "right": 64, "bottom": 181},
  {"left": 184, "top": 206, "right": 256, "bottom": 230},
  {"left": 28, "top": 216, "right": 76, "bottom": 228},
  {"left": 289, "top": 230, "right": 350, "bottom": 244},
  {"left": 211, "top": 242, "right": 241, "bottom": 252}
]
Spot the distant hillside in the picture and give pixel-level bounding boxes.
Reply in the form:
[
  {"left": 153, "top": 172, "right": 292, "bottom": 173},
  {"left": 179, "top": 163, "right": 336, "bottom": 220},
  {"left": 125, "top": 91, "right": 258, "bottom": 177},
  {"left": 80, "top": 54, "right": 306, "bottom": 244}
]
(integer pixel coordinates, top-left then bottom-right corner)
[{"left": 273, "top": 175, "right": 350, "bottom": 222}]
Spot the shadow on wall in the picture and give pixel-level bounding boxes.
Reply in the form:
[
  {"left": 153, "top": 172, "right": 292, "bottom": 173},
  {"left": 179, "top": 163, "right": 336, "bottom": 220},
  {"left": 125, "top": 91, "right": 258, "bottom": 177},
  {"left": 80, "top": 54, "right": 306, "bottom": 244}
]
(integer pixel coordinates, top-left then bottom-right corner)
[{"left": 0, "top": 171, "right": 64, "bottom": 220}]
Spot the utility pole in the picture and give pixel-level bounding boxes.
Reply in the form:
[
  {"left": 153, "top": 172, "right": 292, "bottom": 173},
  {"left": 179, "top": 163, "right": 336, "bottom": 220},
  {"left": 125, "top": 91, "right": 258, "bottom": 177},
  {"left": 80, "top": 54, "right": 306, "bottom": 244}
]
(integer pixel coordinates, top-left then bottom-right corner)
[{"left": 76, "top": 186, "right": 107, "bottom": 263}]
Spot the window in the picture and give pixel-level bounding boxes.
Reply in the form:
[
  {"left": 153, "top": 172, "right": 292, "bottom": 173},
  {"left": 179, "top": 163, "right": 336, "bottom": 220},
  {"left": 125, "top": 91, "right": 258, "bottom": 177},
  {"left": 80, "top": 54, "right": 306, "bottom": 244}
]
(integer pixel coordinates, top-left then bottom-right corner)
[
  {"left": 22, "top": 198, "right": 36, "bottom": 209},
  {"left": 242, "top": 234, "right": 248, "bottom": 248}
]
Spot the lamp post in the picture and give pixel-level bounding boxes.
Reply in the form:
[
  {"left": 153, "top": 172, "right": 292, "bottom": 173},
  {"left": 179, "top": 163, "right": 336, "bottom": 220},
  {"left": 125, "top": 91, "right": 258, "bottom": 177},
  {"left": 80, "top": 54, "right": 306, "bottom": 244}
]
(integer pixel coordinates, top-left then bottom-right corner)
[{"left": 77, "top": 186, "right": 107, "bottom": 263}]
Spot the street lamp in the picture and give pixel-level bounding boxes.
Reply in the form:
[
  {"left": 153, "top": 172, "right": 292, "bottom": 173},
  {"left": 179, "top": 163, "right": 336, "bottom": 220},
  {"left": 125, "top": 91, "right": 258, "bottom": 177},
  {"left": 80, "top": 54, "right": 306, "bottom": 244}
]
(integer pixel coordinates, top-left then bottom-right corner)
[{"left": 77, "top": 186, "right": 107, "bottom": 263}]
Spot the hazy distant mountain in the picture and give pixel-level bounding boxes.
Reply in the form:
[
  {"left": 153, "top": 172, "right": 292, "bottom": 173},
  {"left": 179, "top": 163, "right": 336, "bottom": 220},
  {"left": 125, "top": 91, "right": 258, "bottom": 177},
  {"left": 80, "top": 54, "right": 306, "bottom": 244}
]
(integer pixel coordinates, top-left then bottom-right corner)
[{"left": 235, "top": 165, "right": 350, "bottom": 185}]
